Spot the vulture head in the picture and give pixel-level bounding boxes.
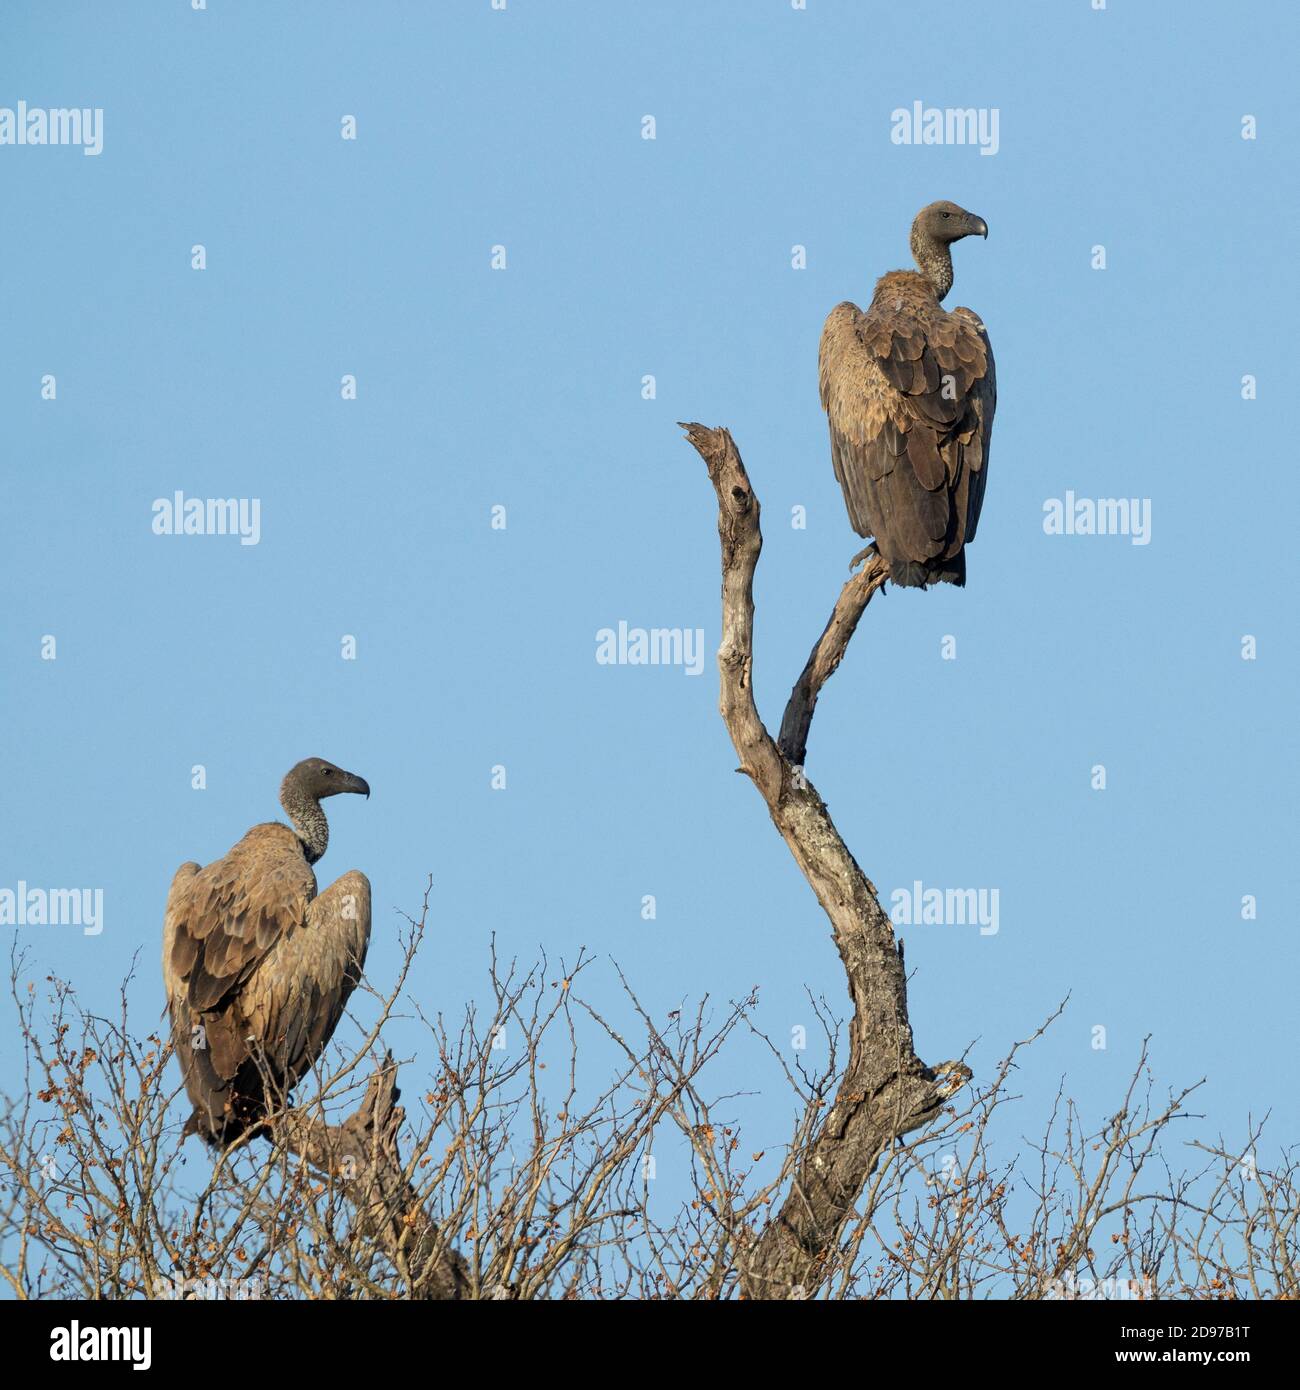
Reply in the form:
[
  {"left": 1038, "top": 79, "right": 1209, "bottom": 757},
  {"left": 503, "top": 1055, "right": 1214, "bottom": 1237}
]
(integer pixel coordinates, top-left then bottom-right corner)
[
  {"left": 910, "top": 200, "right": 987, "bottom": 300},
  {"left": 282, "top": 757, "right": 370, "bottom": 801},
  {"left": 914, "top": 200, "right": 988, "bottom": 245},
  {"left": 280, "top": 758, "right": 370, "bottom": 862}
]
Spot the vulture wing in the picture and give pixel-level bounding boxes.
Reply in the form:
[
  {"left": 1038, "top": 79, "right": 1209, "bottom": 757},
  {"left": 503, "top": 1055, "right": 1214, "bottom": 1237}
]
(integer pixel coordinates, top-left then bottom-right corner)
[
  {"left": 950, "top": 305, "right": 996, "bottom": 545},
  {"left": 161, "top": 861, "right": 200, "bottom": 1012},
  {"left": 819, "top": 280, "right": 995, "bottom": 586},
  {"left": 162, "top": 824, "right": 371, "bottom": 1143},
  {"left": 241, "top": 870, "right": 372, "bottom": 1095}
]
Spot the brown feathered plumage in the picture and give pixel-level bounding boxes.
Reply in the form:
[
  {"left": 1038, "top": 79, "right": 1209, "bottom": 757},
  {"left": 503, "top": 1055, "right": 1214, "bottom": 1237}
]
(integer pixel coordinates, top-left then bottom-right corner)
[
  {"left": 819, "top": 200, "right": 996, "bottom": 587},
  {"left": 162, "top": 758, "right": 372, "bottom": 1146}
]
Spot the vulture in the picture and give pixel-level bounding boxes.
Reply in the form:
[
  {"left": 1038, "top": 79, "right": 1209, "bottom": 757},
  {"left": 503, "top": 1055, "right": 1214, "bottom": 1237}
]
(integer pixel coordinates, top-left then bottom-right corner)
[
  {"left": 819, "top": 200, "right": 997, "bottom": 587},
  {"left": 162, "top": 758, "right": 372, "bottom": 1146}
]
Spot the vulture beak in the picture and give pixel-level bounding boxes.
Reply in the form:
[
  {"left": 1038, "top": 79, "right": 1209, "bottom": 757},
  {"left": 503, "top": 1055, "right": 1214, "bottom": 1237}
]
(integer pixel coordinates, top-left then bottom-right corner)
[
  {"left": 971, "top": 215, "right": 988, "bottom": 239},
  {"left": 342, "top": 771, "right": 370, "bottom": 799}
]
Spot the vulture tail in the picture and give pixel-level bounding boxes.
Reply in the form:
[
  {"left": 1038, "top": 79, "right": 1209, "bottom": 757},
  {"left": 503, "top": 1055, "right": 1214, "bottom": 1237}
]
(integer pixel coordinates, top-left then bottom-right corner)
[
  {"left": 180, "top": 1050, "right": 274, "bottom": 1147},
  {"left": 889, "top": 553, "right": 966, "bottom": 589},
  {"left": 187, "top": 1103, "right": 271, "bottom": 1149}
]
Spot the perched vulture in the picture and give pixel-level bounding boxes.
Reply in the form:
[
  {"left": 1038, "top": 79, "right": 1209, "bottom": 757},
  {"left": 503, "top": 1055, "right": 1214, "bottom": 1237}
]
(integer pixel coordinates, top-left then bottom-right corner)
[
  {"left": 162, "top": 758, "right": 372, "bottom": 1146},
  {"left": 819, "top": 200, "right": 997, "bottom": 587}
]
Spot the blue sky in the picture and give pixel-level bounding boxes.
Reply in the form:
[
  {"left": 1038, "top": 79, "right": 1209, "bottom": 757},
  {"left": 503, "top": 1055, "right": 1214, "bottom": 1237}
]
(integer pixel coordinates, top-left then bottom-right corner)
[{"left": 2, "top": 0, "right": 1297, "bottom": 1203}]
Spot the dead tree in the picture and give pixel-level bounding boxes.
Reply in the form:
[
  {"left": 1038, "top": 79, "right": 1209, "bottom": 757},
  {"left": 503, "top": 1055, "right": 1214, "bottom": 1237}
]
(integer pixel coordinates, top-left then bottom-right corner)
[
  {"left": 275, "top": 1055, "right": 469, "bottom": 1299},
  {"left": 682, "top": 422, "right": 971, "bottom": 1300}
]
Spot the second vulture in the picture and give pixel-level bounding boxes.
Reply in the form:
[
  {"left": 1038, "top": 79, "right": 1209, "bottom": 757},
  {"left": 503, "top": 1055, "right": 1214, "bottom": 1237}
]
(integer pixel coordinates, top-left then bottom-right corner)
[
  {"left": 161, "top": 758, "right": 372, "bottom": 1146},
  {"left": 819, "top": 200, "right": 997, "bottom": 588}
]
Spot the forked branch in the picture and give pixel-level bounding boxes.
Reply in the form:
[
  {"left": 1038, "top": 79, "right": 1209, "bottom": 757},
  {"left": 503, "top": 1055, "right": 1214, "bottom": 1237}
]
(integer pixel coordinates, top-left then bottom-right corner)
[{"left": 681, "top": 421, "right": 970, "bottom": 1300}]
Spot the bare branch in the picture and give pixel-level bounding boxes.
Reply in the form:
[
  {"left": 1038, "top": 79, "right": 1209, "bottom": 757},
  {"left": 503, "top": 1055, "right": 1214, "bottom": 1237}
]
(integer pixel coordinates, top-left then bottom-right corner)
[
  {"left": 778, "top": 552, "right": 889, "bottom": 767},
  {"left": 682, "top": 421, "right": 970, "bottom": 1299},
  {"left": 275, "top": 1055, "right": 469, "bottom": 1300}
]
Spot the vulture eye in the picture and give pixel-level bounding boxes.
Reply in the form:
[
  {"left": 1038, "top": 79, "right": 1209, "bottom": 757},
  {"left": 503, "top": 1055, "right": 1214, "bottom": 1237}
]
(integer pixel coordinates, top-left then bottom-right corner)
[
  {"left": 941, "top": 211, "right": 950, "bottom": 219},
  {"left": 323, "top": 768, "right": 333, "bottom": 776}
]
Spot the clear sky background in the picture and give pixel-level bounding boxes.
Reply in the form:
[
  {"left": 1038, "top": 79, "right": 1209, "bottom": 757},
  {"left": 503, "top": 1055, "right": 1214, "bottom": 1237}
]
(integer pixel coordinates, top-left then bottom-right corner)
[{"left": 2, "top": 0, "right": 1297, "bottom": 1214}]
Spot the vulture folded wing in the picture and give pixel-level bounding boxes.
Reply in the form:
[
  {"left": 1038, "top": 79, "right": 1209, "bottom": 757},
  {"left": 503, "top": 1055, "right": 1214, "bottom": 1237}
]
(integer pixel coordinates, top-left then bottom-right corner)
[
  {"left": 819, "top": 301, "right": 893, "bottom": 538},
  {"left": 820, "top": 283, "right": 995, "bottom": 582},
  {"left": 166, "top": 827, "right": 313, "bottom": 1015},
  {"left": 161, "top": 861, "right": 200, "bottom": 1010},
  {"left": 949, "top": 306, "right": 996, "bottom": 544},
  {"left": 162, "top": 825, "right": 315, "bottom": 1136},
  {"left": 241, "top": 870, "right": 372, "bottom": 1093}
]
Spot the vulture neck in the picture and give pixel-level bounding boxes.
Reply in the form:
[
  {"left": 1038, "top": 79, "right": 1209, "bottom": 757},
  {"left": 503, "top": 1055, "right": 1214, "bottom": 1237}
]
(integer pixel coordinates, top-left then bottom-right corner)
[
  {"left": 910, "top": 230, "right": 953, "bottom": 302},
  {"left": 281, "top": 786, "right": 328, "bottom": 864}
]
